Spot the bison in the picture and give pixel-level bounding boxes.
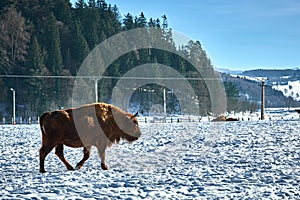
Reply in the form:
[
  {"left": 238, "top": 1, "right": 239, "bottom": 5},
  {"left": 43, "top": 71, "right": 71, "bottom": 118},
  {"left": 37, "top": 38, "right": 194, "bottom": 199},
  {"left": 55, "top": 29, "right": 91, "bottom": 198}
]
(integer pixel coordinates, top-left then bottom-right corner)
[
  {"left": 211, "top": 115, "right": 239, "bottom": 122},
  {"left": 39, "top": 103, "right": 141, "bottom": 173}
]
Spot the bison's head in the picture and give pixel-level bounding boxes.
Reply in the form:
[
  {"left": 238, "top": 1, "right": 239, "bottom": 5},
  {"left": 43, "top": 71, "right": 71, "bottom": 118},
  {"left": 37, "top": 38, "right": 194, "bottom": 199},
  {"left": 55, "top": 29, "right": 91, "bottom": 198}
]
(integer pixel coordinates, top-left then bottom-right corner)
[
  {"left": 112, "top": 110, "right": 142, "bottom": 143},
  {"left": 95, "top": 103, "right": 142, "bottom": 143}
]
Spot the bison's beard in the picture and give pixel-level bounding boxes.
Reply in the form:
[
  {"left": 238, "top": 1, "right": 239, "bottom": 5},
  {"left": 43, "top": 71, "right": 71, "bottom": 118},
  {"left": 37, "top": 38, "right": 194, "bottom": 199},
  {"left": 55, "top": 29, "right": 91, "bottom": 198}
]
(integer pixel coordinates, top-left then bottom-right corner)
[
  {"left": 124, "top": 135, "right": 139, "bottom": 143},
  {"left": 109, "top": 133, "right": 139, "bottom": 144}
]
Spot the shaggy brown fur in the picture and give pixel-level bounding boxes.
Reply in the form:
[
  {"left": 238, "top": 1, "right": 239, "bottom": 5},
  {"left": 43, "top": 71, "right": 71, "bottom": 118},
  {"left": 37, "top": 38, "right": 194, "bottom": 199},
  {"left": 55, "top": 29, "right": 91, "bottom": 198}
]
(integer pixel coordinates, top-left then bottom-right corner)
[{"left": 39, "top": 103, "right": 141, "bottom": 173}]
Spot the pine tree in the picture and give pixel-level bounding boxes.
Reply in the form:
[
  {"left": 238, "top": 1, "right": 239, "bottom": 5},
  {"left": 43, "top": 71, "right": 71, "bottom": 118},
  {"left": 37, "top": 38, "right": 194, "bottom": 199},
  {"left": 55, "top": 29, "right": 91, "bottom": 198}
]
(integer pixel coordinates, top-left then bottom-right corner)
[
  {"left": 26, "top": 36, "right": 45, "bottom": 75},
  {"left": 44, "top": 12, "right": 63, "bottom": 75},
  {"left": 123, "top": 13, "right": 134, "bottom": 30},
  {"left": 135, "top": 12, "right": 147, "bottom": 27},
  {"left": 75, "top": 0, "right": 86, "bottom": 9},
  {"left": 148, "top": 18, "right": 155, "bottom": 27},
  {"left": 41, "top": 12, "right": 64, "bottom": 110},
  {"left": 224, "top": 81, "right": 240, "bottom": 112},
  {"left": 70, "top": 18, "right": 89, "bottom": 75},
  {"left": 102, "top": 4, "right": 121, "bottom": 37},
  {"left": 161, "top": 15, "right": 173, "bottom": 45},
  {"left": 96, "top": 0, "right": 107, "bottom": 10},
  {"left": 85, "top": 8, "right": 100, "bottom": 49},
  {"left": 25, "top": 36, "right": 47, "bottom": 114},
  {"left": 88, "top": 0, "right": 96, "bottom": 8},
  {"left": 75, "top": 0, "right": 101, "bottom": 49},
  {"left": 52, "top": 0, "right": 73, "bottom": 24}
]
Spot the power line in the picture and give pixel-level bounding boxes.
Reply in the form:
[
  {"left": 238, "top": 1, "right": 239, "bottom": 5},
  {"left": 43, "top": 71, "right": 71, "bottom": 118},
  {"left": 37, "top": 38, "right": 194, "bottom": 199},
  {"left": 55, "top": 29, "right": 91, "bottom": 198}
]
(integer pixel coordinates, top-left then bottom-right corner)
[
  {"left": 0, "top": 74, "right": 222, "bottom": 81},
  {"left": 0, "top": 75, "right": 87, "bottom": 79}
]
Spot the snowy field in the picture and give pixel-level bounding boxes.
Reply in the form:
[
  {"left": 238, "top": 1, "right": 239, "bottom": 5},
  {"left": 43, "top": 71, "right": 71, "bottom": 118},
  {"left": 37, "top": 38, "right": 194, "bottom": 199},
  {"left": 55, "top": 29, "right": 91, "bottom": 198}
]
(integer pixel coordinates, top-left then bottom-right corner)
[{"left": 1, "top": 120, "right": 300, "bottom": 199}]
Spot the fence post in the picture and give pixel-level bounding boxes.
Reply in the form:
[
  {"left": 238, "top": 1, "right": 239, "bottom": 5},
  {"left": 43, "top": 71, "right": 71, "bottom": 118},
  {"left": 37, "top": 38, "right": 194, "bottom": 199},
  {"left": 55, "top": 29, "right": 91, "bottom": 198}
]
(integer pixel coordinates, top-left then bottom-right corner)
[
  {"left": 28, "top": 117, "right": 31, "bottom": 125},
  {"left": 2, "top": 117, "right": 5, "bottom": 125}
]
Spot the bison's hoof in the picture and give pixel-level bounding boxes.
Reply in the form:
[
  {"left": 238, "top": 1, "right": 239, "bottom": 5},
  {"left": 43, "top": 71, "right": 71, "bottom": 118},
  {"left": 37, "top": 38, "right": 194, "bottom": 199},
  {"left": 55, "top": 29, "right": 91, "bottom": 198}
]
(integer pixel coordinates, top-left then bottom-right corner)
[
  {"left": 75, "top": 164, "right": 82, "bottom": 170},
  {"left": 67, "top": 166, "right": 75, "bottom": 171},
  {"left": 40, "top": 169, "right": 46, "bottom": 173},
  {"left": 101, "top": 163, "right": 109, "bottom": 170}
]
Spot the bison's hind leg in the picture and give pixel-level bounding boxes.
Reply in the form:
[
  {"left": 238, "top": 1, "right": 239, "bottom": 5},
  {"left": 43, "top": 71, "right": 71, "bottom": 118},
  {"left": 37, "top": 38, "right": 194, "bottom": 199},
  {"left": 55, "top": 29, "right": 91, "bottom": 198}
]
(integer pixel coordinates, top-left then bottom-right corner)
[
  {"left": 55, "top": 144, "right": 74, "bottom": 171},
  {"left": 39, "top": 140, "right": 59, "bottom": 173},
  {"left": 75, "top": 146, "right": 91, "bottom": 170},
  {"left": 39, "top": 143, "right": 55, "bottom": 173}
]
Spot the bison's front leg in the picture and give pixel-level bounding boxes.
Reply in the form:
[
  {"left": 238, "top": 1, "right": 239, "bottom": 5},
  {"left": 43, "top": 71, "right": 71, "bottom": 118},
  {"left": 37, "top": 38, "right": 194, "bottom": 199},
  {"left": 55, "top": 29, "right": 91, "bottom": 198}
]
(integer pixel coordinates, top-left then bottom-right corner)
[
  {"left": 75, "top": 146, "right": 91, "bottom": 170},
  {"left": 96, "top": 145, "right": 109, "bottom": 170}
]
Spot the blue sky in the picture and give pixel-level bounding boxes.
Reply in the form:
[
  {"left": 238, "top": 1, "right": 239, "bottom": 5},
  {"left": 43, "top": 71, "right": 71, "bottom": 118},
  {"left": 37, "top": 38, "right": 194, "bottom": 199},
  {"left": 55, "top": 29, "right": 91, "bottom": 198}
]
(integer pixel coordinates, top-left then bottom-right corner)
[{"left": 72, "top": 0, "right": 300, "bottom": 70}]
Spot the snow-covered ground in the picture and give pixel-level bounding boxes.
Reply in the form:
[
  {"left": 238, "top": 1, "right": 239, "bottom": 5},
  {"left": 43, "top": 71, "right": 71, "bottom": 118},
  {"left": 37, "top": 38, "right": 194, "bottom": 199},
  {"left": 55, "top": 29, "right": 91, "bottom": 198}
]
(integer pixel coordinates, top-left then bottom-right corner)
[{"left": 1, "top": 120, "right": 300, "bottom": 199}]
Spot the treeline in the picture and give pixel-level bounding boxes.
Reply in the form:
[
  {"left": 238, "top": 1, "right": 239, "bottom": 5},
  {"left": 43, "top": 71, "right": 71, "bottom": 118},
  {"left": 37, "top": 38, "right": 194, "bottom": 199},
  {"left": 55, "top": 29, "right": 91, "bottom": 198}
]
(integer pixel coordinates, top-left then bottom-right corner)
[{"left": 0, "top": 0, "right": 255, "bottom": 118}]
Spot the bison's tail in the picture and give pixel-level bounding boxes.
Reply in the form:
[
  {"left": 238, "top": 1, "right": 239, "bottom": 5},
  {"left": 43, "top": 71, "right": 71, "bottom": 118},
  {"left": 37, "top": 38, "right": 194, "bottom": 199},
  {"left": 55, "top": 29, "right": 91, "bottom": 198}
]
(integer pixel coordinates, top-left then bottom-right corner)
[{"left": 39, "top": 112, "right": 51, "bottom": 143}]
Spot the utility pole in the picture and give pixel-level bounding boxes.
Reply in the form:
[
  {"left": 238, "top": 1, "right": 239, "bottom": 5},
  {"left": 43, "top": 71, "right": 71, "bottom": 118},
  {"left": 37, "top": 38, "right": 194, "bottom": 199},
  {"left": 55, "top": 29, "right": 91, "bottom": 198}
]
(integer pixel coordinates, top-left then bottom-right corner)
[
  {"left": 10, "top": 88, "right": 16, "bottom": 124},
  {"left": 261, "top": 79, "right": 266, "bottom": 120},
  {"left": 94, "top": 78, "right": 99, "bottom": 102},
  {"left": 163, "top": 88, "right": 167, "bottom": 119}
]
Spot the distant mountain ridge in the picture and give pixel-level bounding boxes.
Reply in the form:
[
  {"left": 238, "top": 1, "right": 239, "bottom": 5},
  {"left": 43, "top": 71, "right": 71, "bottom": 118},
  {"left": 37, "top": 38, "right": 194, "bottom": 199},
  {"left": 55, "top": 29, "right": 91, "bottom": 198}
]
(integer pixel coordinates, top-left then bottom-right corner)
[
  {"left": 242, "top": 69, "right": 300, "bottom": 80},
  {"left": 217, "top": 68, "right": 243, "bottom": 75}
]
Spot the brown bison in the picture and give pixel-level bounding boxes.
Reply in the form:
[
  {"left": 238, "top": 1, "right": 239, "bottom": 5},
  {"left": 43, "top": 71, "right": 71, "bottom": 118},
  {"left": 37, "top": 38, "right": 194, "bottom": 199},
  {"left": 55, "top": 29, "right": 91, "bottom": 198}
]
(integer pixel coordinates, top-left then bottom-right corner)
[
  {"left": 211, "top": 115, "right": 239, "bottom": 122},
  {"left": 39, "top": 103, "right": 141, "bottom": 173}
]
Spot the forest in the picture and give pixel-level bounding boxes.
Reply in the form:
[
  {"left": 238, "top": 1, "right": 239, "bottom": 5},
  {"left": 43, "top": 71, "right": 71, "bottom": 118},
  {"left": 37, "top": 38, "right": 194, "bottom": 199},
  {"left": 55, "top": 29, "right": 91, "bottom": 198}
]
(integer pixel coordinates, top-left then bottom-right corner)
[{"left": 0, "top": 0, "right": 256, "bottom": 119}]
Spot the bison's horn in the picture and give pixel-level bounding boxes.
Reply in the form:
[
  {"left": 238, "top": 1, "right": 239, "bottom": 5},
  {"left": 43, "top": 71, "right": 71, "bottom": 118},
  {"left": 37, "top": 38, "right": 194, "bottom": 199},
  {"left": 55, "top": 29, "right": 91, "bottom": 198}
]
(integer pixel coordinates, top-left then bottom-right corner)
[{"left": 131, "top": 112, "right": 138, "bottom": 118}]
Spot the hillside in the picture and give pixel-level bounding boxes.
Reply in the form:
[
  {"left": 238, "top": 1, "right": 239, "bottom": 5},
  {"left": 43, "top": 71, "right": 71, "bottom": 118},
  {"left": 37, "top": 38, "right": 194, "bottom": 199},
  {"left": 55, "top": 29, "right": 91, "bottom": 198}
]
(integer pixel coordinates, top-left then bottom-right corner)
[
  {"left": 221, "top": 69, "right": 300, "bottom": 108},
  {"left": 242, "top": 69, "right": 300, "bottom": 101}
]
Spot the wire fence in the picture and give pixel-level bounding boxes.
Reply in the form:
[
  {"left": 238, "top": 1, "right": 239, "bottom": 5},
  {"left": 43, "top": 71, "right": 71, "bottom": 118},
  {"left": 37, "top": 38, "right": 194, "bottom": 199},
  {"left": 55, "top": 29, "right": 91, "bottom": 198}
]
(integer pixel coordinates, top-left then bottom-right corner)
[
  {"left": 1, "top": 117, "right": 39, "bottom": 125},
  {"left": 139, "top": 114, "right": 300, "bottom": 123},
  {"left": 1, "top": 112, "right": 300, "bottom": 125}
]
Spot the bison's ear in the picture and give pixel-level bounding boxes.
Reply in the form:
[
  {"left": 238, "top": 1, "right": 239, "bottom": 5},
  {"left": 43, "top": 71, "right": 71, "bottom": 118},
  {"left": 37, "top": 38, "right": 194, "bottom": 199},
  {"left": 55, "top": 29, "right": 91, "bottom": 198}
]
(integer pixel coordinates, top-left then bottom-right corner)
[{"left": 131, "top": 112, "right": 138, "bottom": 119}]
